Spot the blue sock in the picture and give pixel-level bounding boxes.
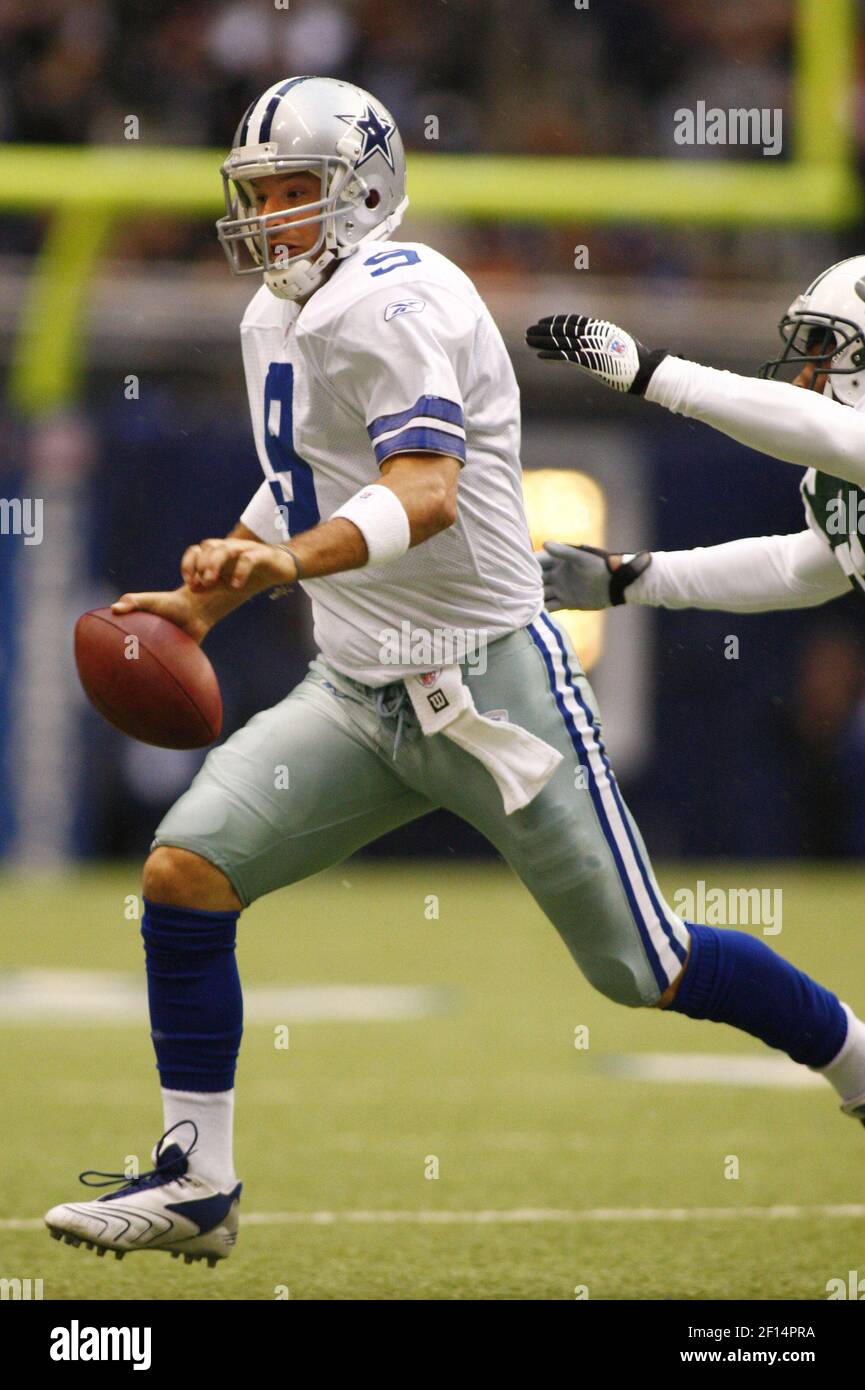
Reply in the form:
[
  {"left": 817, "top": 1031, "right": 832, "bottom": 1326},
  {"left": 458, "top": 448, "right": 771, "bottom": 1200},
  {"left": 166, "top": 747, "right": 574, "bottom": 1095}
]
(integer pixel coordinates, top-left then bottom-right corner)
[
  {"left": 141, "top": 898, "right": 243, "bottom": 1093},
  {"left": 669, "top": 923, "right": 847, "bottom": 1067}
]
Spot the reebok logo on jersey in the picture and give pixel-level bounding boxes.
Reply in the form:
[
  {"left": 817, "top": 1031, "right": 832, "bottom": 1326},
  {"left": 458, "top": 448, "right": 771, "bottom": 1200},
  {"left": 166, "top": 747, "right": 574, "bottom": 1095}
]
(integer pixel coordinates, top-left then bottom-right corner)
[{"left": 384, "top": 298, "right": 426, "bottom": 321}]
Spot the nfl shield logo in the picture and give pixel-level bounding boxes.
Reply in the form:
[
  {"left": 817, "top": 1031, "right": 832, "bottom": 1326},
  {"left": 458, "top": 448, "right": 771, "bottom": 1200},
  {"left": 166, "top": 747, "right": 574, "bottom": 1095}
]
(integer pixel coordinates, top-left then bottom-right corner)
[{"left": 419, "top": 670, "right": 439, "bottom": 687}]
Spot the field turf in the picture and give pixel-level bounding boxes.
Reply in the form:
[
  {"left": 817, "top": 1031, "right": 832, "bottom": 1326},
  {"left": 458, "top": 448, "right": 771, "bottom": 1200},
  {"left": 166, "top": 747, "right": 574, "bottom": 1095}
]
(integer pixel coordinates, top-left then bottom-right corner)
[{"left": 1, "top": 861, "right": 863, "bottom": 1301}]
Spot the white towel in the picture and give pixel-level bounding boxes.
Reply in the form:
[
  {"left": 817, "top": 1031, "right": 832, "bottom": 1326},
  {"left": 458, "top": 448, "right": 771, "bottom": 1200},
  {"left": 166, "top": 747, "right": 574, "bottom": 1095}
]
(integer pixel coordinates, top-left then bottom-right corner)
[{"left": 404, "top": 665, "right": 562, "bottom": 815}]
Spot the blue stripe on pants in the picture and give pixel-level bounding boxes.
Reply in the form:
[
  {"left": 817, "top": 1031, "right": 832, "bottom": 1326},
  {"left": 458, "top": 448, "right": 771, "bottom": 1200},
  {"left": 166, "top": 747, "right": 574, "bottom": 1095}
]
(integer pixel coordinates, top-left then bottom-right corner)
[{"left": 529, "top": 616, "right": 686, "bottom": 990}]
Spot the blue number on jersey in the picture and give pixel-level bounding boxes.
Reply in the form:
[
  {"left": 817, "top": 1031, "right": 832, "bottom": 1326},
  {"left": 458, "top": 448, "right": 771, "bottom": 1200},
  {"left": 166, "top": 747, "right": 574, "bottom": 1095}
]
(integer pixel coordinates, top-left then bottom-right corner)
[
  {"left": 364, "top": 249, "right": 421, "bottom": 277},
  {"left": 263, "top": 362, "right": 320, "bottom": 536}
]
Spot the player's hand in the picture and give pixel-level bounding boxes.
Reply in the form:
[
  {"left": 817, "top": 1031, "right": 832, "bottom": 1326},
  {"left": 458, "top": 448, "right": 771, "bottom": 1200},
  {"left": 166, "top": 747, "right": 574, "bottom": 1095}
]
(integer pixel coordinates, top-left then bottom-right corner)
[
  {"left": 181, "top": 538, "right": 297, "bottom": 595},
  {"left": 111, "top": 587, "right": 213, "bottom": 643},
  {"left": 525, "top": 314, "right": 669, "bottom": 395},
  {"left": 540, "top": 541, "right": 652, "bottom": 610}
]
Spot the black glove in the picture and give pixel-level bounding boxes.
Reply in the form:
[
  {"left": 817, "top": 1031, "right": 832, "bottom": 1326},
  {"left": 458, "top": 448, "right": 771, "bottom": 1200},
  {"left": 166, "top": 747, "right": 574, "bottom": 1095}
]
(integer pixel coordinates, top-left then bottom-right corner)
[{"left": 526, "top": 314, "right": 669, "bottom": 396}]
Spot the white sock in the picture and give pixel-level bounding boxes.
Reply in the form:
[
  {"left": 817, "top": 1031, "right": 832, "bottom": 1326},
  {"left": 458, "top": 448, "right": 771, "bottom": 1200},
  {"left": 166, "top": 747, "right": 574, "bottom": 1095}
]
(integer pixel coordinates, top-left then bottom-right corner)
[
  {"left": 161, "top": 1088, "right": 238, "bottom": 1190},
  {"left": 817, "top": 1004, "right": 865, "bottom": 1113}
]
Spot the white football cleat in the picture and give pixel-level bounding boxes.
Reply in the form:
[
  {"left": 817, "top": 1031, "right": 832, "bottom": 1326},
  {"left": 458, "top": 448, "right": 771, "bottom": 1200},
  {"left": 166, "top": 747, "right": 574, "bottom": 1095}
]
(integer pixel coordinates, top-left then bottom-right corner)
[{"left": 44, "top": 1122, "right": 241, "bottom": 1267}]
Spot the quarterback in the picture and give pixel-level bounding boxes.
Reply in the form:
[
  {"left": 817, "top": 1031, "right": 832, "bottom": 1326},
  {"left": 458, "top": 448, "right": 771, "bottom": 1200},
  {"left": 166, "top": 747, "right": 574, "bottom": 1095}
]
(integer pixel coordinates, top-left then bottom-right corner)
[{"left": 45, "top": 84, "right": 865, "bottom": 1266}]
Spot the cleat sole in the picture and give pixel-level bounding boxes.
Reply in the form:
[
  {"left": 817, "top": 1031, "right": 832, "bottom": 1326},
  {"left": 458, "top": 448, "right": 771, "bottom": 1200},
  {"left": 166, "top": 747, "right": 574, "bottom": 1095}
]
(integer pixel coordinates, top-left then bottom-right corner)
[
  {"left": 48, "top": 1230, "right": 225, "bottom": 1266},
  {"left": 46, "top": 1209, "right": 236, "bottom": 1268}
]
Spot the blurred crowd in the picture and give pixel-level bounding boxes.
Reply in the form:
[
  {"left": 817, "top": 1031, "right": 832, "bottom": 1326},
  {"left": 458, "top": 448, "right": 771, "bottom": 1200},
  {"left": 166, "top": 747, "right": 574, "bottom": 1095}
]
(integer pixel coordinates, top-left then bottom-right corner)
[
  {"left": 1, "top": 0, "right": 861, "bottom": 280},
  {"left": 0, "top": 0, "right": 797, "bottom": 156}
]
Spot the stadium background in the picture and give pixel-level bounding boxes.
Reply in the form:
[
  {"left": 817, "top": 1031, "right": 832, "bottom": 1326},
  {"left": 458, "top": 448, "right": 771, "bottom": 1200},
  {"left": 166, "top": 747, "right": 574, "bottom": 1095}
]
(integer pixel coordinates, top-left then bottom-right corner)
[
  {"left": 2, "top": 0, "right": 865, "bottom": 864},
  {"left": 3, "top": 0, "right": 865, "bottom": 1306}
]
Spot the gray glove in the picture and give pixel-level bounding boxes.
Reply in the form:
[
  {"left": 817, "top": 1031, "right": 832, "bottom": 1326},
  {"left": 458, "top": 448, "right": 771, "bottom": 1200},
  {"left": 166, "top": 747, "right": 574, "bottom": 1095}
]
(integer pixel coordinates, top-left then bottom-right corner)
[{"left": 539, "top": 542, "right": 652, "bottom": 610}]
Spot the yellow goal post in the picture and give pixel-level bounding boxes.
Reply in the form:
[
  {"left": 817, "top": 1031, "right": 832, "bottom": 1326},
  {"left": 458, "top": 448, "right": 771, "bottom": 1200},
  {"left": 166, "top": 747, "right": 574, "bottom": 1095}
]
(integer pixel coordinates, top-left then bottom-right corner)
[{"left": 0, "top": 0, "right": 858, "bottom": 417}]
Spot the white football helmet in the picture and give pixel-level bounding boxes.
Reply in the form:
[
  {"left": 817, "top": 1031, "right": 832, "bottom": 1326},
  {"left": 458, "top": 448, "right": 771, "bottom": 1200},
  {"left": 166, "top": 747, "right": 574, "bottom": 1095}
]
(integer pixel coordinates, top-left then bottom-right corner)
[
  {"left": 216, "top": 76, "right": 408, "bottom": 301},
  {"left": 759, "top": 255, "right": 865, "bottom": 409}
]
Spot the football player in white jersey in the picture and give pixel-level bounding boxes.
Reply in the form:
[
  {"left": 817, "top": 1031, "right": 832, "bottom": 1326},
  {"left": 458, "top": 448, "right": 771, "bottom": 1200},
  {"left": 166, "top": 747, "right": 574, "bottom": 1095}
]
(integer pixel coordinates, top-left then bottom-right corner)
[
  {"left": 44, "top": 85, "right": 865, "bottom": 1268},
  {"left": 527, "top": 258, "right": 865, "bottom": 616}
]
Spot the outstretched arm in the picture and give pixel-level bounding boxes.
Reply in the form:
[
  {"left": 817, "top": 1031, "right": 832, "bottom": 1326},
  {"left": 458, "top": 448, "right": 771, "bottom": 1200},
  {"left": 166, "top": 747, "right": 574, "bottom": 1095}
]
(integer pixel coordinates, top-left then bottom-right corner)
[
  {"left": 646, "top": 356, "right": 865, "bottom": 490},
  {"left": 526, "top": 313, "right": 865, "bottom": 488},
  {"left": 627, "top": 528, "right": 850, "bottom": 612},
  {"left": 541, "top": 528, "right": 850, "bottom": 615}
]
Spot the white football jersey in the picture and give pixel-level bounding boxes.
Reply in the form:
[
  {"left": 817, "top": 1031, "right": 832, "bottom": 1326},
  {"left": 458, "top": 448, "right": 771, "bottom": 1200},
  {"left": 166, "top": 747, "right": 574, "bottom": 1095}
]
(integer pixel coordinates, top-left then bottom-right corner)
[{"left": 238, "top": 240, "right": 542, "bottom": 685}]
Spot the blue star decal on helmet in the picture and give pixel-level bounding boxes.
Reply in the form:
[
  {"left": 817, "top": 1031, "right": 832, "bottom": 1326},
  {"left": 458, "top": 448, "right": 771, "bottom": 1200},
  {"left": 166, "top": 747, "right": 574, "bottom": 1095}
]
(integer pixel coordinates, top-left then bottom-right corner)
[{"left": 337, "top": 104, "right": 396, "bottom": 172}]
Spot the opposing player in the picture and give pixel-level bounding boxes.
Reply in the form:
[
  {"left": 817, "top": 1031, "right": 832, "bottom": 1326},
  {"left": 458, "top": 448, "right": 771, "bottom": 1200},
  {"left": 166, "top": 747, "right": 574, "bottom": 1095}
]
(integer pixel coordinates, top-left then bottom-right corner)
[
  {"left": 45, "top": 86, "right": 865, "bottom": 1265},
  {"left": 527, "top": 258, "right": 865, "bottom": 616}
]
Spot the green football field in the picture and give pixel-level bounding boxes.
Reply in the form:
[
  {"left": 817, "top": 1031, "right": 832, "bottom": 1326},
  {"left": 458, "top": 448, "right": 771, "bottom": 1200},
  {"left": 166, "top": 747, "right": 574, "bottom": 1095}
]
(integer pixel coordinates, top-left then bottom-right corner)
[{"left": 1, "top": 860, "right": 863, "bottom": 1301}]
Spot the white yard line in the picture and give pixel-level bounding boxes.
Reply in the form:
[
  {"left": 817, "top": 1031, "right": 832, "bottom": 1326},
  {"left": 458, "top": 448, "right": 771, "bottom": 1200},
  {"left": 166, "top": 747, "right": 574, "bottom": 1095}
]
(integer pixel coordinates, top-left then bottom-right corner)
[
  {"left": 594, "top": 1052, "right": 825, "bottom": 1088},
  {"left": 243, "top": 1205, "right": 865, "bottom": 1225},
  {"left": 0, "top": 970, "right": 449, "bottom": 1023},
  {"left": 5, "top": 1204, "right": 865, "bottom": 1232}
]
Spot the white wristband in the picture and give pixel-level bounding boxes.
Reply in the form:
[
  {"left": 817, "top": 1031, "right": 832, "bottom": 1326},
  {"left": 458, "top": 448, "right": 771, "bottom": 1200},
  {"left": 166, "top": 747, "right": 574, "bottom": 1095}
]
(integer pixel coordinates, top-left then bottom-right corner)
[{"left": 331, "top": 483, "right": 411, "bottom": 565}]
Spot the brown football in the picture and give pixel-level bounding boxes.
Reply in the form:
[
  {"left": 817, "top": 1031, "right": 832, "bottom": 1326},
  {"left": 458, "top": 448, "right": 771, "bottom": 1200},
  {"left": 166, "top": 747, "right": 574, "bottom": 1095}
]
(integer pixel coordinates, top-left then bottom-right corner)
[{"left": 74, "top": 608, "right": 222, "bottom": 749}]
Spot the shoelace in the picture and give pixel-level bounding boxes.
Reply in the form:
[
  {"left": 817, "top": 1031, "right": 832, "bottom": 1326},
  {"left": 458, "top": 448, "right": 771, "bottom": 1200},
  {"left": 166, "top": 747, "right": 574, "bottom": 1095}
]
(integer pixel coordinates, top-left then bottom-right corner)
[
  {"left": 78, "top": 1119, "right": 199, "bottom": 1193},
  {"left": 374, "top": 682, "right": 411, "bottom": 761}
]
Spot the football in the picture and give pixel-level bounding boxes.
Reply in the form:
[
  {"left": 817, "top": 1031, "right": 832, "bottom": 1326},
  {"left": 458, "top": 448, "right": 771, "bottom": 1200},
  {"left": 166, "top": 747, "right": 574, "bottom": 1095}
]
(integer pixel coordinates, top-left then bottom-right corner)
[{"left": 74, "top": 607, "right": 222, "bottom": 749}]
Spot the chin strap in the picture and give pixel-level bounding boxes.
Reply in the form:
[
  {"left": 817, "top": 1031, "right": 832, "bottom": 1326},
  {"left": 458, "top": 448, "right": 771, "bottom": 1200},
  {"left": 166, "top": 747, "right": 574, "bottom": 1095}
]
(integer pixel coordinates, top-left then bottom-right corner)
[
  {"left": 264, "top": 193, "right": 411, "bottom": 301},
  {"left": 370, "top": 195, "right": 409, "bottom": 243},
  {"left": 265, "top": 247, "right": 335, "bottom": 300}
]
